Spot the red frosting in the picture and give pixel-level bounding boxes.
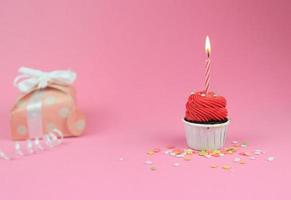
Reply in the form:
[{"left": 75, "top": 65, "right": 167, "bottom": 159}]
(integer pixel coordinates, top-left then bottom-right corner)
[{"left": 185, "top": 91, "right": 228, "bottom": 122}]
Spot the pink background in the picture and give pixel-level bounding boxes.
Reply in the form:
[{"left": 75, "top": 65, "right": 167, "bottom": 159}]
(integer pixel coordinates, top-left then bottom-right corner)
[{"left": 0, "top": 0, "right": 291, "bottom": 199}]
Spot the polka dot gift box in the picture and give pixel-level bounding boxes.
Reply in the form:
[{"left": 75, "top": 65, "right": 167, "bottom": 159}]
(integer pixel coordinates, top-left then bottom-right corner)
[{"left": 10, "top": 67, "right": 86, "bottom": 140}]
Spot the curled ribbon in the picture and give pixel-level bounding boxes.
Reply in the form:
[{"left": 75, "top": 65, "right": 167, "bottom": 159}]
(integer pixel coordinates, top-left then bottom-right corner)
[
  {"left": 0, "top": 129, "right": 64, "bottom": 160},
  {"left": 14, "top": 67, "right": 76, "bottom": 93}
]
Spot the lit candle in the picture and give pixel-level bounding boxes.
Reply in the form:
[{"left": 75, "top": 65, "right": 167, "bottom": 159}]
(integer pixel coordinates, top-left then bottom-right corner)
[{"left": 204, "top": 36, "right": 211, "bottom": 94}]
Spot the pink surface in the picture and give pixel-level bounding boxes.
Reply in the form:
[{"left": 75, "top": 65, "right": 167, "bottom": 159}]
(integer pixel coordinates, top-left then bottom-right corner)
[{"left": 0, "top": 0, "right": 291, "bottom": 199}]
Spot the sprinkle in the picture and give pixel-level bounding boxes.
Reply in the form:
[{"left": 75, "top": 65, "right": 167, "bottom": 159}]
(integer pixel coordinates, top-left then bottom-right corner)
[
  {"left": 185, "top": 149, "right": 194, "bottom": 155},
  {"left": 220, "top": 150, "right": 227, "bottom": 154},
  {"left": 173, "top": 149, "right": 183, "bottom": 155},
  {"left": 169, "top": 152, "right": 176, "bottom": 157},
  {"left": 147, "top": 150, "right": 155, "bottom": 156},
  {"left": 207, "top": 150, "right": 213, "bottom": 154},
  {"left": 239, "top": 160, "right": 246, "bottom": 164},
  {"left": 175, "top": 154, "right": 185, "bottom": 158},
  {"left": 241, "top": 144, "right": 247, "bottom": 148},
  {"left": 225, "top": 147, "right": 237, "bottom": 154},
  {"left": 255, "top": 149, "right": 262, "bottom": 152},
  {"left": 232, "top": 141, "right": 239, "bottom": 144},
  {"left": 267, "top": 156, "right": 275, "bottom": 161},
  {"left": 173, "top": 163, "right": 180, "bottom": 167},
  {"left": 254, "top": 149, "right": 263, "bottom": 155},
  {"left": 211, "top": 150, "right": 221, "bottom": 157},
  {"left": 0, "top": 151, "right": 10, "bottom": 160},
  {"left": 239, "top": 152, "right": 251, "bottom": 157},
  {"left": 212, "top": 150, "right": 221, "bottom": 154},
  {"left": 233, "top": 144, "right": 241, "bottom": 147},
  {"left": 183, "top": 155, "right": 192, "bottom": 161},
  {"left": 233, "top": 157, "right": 241, "bottom": 162},
  {"left": 211, "top": 164, "right": 218, "bottom": 168},
  {"left": 212, "top": 153, "right": 220, "bottom": 157},
  {"left": 205, "top": 155, "right": 212, "bottom": 159},
  {"left": 164, "top": 150, "right": 170, "bottom": 155},
  {"left": 119, "top": 157, "right": 124, "bottom": 161},
  {"left": 198, "top": 150, "right": 208, "bottom": 156},
  {"left": 222, "top": 165, "right": 231, "bottom": 170},
  {"left": 250, "top": 156, "right": 256, "bottom": 160},
  {"left": 145, "top": 160, "right": 153, "bottom": 165},
  {"left": 150, "top": 166, "right": 157, "bottom": 171},
  {"left": 219, "top": 153, "right": 225, "bottom": 157},
  {"left": 153, "top": 148, "right": 161, "bottom": 153}
]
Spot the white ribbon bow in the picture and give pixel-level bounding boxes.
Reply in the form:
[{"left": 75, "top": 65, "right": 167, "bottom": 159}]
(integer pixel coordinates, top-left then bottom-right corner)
[{"left": 14, "top": 67, "right": 77, "bottom": 93}]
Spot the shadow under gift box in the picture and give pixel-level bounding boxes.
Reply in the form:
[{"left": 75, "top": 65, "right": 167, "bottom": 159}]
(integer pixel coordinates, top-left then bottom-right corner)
[{"left": 10, "top": 84, "right": 86, "bottom": 141}]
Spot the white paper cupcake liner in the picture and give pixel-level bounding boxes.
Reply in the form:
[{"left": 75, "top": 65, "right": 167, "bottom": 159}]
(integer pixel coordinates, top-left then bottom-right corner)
[{"left": 182, "top": 119, "right": 230, "bottom": 150}]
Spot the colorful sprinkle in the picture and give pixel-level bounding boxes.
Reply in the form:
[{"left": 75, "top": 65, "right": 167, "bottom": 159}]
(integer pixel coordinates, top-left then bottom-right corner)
[
  {"left": 198, "top": 150, "right": 208, "bottom": 156},
  {"left": 173, "top": 149, "right": 183, "bottom": 155},
  {"left": 239, "top": 152, "right": 251, "bottom": 157},
  {"left": 254, "top": 149, "right": 263, "bottom": 155},
  {"left": 150, "top": 166, "right": 157, "bottom": 171},
  {"left": 145, "top": 160, "right": 153, "bottom": 165},
  {"left": 222, "top": 165, "right": 231, "bottom": 170},
  {"left": 183, "top": 155, "right": 192, "bottom": 161},
  {"left": 185, "top": 149, "right": 194, "bottom": 155},
  {"left": 224, "top": 147, "right": 237, "bottom": 154},
  {"left": 153, "top": 148, "right": 161, "bottom": 153},
  {"left": 142, "top": 141, "right": 274, "bottom": 172},
  {"left": 212, "top": 150, "right": 221, "bottom": 154},
  {"left": 212, "top": 153, "right": 220, "bottom": 157},
  {"left": 205, "top": 155, "right": 212, "bottom": 159},
  {"left": 175, "top": 154, "right": 185, "bottom": 158},
  {"left": 233, "top": 143, "right": 241, "bottom": 148},
  {"left": 164, "top": 150, "right": 170, "bottom": 155},
  {"left": 173, "top": 163, "right": 180, "bottom": 167},
  {"left": 267, "top": 156, "right": 275, "bottom": 161},
  {"left": 211, "top": 164, "right": 218, "bottom": 168},
  {"left": 147, "top": 150, "right": 155, "bottom": 156},
  {"left": 239, "top": 160, "right": 246, "bottom": 164},
  {"left": 250, "top": 156, "right": 256, "bottom": 160}
]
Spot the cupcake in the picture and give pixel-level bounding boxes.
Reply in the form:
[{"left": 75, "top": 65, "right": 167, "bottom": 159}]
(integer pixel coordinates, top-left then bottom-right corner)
[{"left": 182, "top": 91, "right": 230, "bottom": 150}]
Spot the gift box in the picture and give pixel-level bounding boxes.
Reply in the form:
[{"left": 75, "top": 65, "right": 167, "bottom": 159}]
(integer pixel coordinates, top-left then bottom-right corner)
[{"left": 10, "top": 67, "right": 86, "bottom": 140}]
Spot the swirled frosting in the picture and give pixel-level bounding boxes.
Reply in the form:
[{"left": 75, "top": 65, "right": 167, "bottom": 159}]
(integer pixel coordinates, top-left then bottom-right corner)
[{"left": 185, "top": 91, "right": 228, "bottom": 123}]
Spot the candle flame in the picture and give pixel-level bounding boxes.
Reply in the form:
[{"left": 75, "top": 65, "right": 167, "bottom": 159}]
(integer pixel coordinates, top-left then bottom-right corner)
[{"left": 205, "top": 35, "right": 211, "bottom": 57}]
